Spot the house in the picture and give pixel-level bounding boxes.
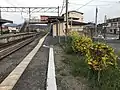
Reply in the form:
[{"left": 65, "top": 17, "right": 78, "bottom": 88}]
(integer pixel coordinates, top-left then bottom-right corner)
[
  {"left": 8, "top": 27, "right": 19, "bottom": 33},
  {"left": 84, "top": 22, "right": 95, "bottom": 37},
  {"left": 49, "top": 11, "right": 87, "bottom": 37},
  {"left": 0, "top": 26, "right": 9, "bottom": 33},
  {"left": 0, "top": 18, "right": 13, "bottom": 34},
  {"left": 106, "top": 17, "right": 120, "bottom": 34},
  {"left": 4, "top": 24, "right": 19, "bottom": 33},
  {"left": 62, "top": 10, "right": 84, "bottom": 22}
]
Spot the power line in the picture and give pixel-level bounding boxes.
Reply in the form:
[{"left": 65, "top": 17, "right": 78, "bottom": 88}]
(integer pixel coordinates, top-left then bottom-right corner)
[
  {"left": 5, "top": 0, "right": 16, "bottom": 7},
  {"left": 5, "top": 0, "right": 21, "bottom": 7},
  {"left": 98, "top": 0, "right": 120, "bottom": 3},
  {"left": 69, "top": 2, "right": 110, "bottom": 6},
  {"left": 5, "top": 0, "right": 25, "bottom": 19},
  {"left": 60, "top": 0, "right": 65, "bottom": 15},
  {"left": 76, "top": 0, "right": 96, "bottom": 10},
  {"left": 75, "top": 0, "right": 120, "bottom": 10}
]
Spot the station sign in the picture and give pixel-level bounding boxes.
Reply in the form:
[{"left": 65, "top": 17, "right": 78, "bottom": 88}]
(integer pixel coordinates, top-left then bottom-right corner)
[{"left": 40, "top": 16, "right": 48, "bottom": 21}]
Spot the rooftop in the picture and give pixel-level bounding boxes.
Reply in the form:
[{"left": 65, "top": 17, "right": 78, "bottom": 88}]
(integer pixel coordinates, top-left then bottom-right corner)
[
  {"left": 62, "top": 10, "right": 84, "bottom": 15},
  {"left": 107, "top": 17, "right": 120, "bottom": 22},
  {"left": 0, "top": 19, "right": 13, "bottom": 25}
]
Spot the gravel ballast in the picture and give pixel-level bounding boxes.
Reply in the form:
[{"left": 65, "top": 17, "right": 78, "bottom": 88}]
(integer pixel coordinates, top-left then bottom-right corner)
[{"left": 0, "top": 34, "right": 44, "bottom": 83}]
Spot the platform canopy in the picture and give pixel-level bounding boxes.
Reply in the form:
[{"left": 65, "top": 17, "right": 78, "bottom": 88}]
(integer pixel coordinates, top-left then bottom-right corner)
[{"left": 0, "top": 19, "right": 13, "bottom": 25}]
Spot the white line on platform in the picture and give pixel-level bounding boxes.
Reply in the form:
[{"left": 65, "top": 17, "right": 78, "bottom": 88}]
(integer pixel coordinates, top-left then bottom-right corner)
[
  {"left": 47, "top": 47, "right": 57, "bottom": 90},
  {"left": 0, "top": 33, "right": 49, "bottom": 90}
]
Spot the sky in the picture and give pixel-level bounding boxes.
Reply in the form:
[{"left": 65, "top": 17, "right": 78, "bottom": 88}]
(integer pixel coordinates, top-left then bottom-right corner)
[{"left": 0, "top": 0, "right": 120, "bottom": 24}]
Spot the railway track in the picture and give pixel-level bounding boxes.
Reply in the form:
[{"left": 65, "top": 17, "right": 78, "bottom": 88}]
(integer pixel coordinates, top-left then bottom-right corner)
[
  {"left": 0, "top": 31, "right": 54, "bottom": 90},
  {"left": 0, "top": 33, "right": 36, "bottom": 50},
  {"left": 0, "top": 32, "right": 45, "bottom": 60},
  {"left": 0, "top": 33, "right": 50, "bottom": 90},
  {"left": 0, "top": 36, "right": 32, "bottom": 50},
  {"left": 0, "top": 32, "right": 47, "bottom": 84}
]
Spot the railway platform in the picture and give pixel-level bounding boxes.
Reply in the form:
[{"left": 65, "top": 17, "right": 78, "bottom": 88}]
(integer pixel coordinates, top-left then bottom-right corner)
[{"left": 0, "top": 33, "right": 57, "bottom": 90}]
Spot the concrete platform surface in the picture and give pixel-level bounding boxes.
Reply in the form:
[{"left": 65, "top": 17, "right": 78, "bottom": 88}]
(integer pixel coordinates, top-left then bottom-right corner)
[{"left": 0, "top": 33, "right": 48, "bottom": 90}]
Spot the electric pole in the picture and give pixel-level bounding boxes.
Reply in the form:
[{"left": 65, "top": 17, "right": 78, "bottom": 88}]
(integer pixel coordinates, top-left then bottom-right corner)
[
  {"left": 0, "top": 7, "right": 1, "bottom": 19},
  {"left": 28, "top": 8, "right": 31, "bottom": 33},
  {"left": 58, "top": 6, "right": 60, "bottom": 16},
  {"left": 0, "top": 7, "right": 2, "bottom": 35},
  {"left": 119, "top": 27, "right": 120, "bottom": 40},
  {"left": 103, "top": 15, "right": 107, "bottom": 39},
  {"left": 65, "top": 0, "right": 68, "bottom": 37},
  {"left": 95, "top": 7, "right": 98, "bottom": 36},
  {"left": 57, "top": 6, "right": 61, "bottom": 43}
]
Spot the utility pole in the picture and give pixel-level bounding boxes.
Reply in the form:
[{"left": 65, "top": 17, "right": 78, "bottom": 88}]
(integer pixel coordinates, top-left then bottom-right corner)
[
  {"left": 103, "top": 15, "right": 107, "bottom": 39},
  {"left": 95, "top": 7, "right": 98, "bottom": 36},
  {"left": 65, "top": 0, "right": 68, "bottom": 39},
  {"left": 0, "top": 7, "right": 2, "bottom": 35},
  {"left": 0, "top": 7, "right": 1, "bottom": 19},
  {"left": 28, "top": 8, "right": 31, "bottom": 33},
  {"left": 119, "top": 26, "right": 120, "bottom": 40},
  {"left": 70, "top": 17, "right": 72, "bottom": 37},
  {"left": 58, "top": 6, "right": 60, "bottom": 16},
  {"left": 58, "top": 6, "right": 61, "bottom": 43}
]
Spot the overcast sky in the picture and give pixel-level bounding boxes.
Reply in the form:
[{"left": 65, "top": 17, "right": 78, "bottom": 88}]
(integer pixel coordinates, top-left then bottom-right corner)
[{"left": 0, "top": 0, "right": 120, "bottom": 24}]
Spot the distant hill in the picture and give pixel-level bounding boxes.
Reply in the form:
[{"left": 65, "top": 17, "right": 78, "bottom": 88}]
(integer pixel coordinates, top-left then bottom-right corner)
[{"left": 18, "top": 23, "right": 23, "bottom": 26}]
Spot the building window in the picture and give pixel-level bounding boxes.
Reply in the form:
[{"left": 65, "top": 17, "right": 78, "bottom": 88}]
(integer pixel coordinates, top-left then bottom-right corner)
[
  {"left": 81, "top": 18, "right": 83, "bottom": 21},
  {"left": 110, "top": 29, "right": 112, "bottom": 32}
]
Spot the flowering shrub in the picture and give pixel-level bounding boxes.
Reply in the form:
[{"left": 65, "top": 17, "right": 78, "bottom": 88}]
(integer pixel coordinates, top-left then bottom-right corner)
[
  {"left": 65, "top": 31, "right": 118, "bottom": 86},
  {"left": 68, "top": 31, "right": 117, "bottom": 73},
  {"left": 87, "top": 43, "right": 117, "bottom": 71},
  {"left": 69, "top": 31, "right": 92, "bottom": 55}
]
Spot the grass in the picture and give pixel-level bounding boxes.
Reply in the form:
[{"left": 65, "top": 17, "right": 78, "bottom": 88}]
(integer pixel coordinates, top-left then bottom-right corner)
[
  {"left": 117, "top": 51, "right": 120, "bottom": 58},
  {"left": 54, "top": 35, "right": 120, "bottom": 90},
  {"left": 62, "top": 47, "right": 120, "bottom": 90}
]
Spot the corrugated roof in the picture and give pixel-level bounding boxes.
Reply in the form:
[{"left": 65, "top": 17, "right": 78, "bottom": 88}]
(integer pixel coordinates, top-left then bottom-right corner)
[{"left": 0, "top": 19, "right": 13, "bottom": 24}]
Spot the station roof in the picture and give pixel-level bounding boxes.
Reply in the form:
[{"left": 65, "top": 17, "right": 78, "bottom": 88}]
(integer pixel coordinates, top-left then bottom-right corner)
[
  {"left": 0, "top": 19, "right": 13, "bottom": 25},
  {"left": 47, "top": 16, "right": 64, "bottom": 23}
]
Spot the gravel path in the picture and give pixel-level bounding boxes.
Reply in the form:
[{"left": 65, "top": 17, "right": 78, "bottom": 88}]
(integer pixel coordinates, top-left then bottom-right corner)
[
  {"left": 13, "top": 35, "right": 52, "bottom": 90},
  {"left": 54, "top": 45, "right": 89, "bottom": 90},
  {"left": 0, "top": 34, "right": 44, "bottom": 83}
]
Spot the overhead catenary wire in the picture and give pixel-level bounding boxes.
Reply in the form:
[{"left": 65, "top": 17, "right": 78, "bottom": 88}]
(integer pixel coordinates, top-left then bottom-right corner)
[
  {"left": 4, "top": 0, "right": 26, "bottom": 20},
  {"left": 5, "top": 0, "right": 16, "bottom": 7}
]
